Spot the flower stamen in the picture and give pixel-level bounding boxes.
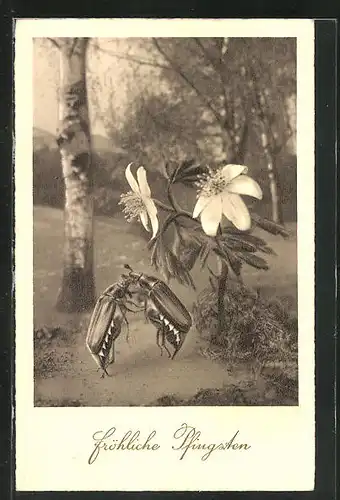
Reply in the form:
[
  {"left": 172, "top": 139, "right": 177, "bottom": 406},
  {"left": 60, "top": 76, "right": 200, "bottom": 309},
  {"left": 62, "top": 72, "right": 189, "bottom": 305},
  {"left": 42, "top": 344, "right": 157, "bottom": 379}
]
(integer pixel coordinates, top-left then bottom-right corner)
[
  {"left": 196, "top": 167, "right": 227, "bottom": 198},
  {"left": 193, "top": 163, "right": 262, "bottom": 235},
  {"left": 119, "top": 191, "right": 145, "bottom": 222}
]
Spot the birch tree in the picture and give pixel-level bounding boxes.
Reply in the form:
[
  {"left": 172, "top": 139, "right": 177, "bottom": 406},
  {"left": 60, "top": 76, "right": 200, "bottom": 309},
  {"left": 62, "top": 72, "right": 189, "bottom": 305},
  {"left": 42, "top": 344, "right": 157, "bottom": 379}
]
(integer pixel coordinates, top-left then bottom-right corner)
[
  {"left": 247, "top": 49, "right": 295, "bottom": 225},
  {"left": 48, "top": 37, "right": 96, "bottom": 312}
]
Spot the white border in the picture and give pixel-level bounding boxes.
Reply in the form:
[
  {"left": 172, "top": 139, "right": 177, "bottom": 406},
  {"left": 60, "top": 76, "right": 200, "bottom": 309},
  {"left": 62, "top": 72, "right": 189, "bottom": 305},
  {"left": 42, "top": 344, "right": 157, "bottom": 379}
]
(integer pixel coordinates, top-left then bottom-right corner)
[{"left": 15, "top": 19, "right": 315, "bottom": 492}]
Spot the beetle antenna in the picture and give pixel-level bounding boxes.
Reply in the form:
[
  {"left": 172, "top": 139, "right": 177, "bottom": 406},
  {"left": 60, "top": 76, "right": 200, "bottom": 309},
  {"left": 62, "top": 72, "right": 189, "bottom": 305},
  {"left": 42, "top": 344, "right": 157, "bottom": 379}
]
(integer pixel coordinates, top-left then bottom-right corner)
[{"left": 124, "top": 264, "right": 133, "bottom": 273}]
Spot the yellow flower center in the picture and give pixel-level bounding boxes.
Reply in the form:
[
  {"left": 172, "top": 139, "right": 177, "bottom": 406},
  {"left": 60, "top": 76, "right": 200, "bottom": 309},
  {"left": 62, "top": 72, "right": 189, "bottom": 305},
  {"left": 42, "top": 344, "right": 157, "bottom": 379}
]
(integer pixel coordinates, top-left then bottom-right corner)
[
  {"left": 119, "top": 191, "right": 145, "bottom": 222},
  {"left": 196, "top": 167, "right": 227, "bottom": 197}
]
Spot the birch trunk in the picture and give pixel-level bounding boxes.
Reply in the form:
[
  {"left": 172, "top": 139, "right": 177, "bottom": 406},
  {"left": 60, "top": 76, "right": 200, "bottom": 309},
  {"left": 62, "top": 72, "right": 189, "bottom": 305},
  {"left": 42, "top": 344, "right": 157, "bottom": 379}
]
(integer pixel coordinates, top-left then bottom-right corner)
[
  {"left": 260, "top": 132, "right": 283, "bottom": 225},
  {"left": 56, "top": 38, "right": 95, "bottom": 312}
]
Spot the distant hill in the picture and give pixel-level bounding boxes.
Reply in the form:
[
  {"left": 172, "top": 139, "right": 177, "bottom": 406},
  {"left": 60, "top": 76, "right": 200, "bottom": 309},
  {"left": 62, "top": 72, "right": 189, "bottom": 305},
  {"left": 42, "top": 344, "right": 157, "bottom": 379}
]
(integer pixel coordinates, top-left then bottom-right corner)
[
  {"left": 33, "top": 127, "right": 127, "bottom": 155},
  {"left": 33, "top": 127, "right": 58, "bottom": 151}
]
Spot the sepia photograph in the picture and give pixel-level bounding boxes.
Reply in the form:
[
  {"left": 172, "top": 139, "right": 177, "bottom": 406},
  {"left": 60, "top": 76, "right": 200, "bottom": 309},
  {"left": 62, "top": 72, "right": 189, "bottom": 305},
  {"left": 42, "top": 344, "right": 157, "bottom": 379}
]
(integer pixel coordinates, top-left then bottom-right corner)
[
  {"left": 32, "top": 35, "right": 298, "bottom": 407},
  {"left": 15, "top": 19, "right": 317, "bottom": 492}
]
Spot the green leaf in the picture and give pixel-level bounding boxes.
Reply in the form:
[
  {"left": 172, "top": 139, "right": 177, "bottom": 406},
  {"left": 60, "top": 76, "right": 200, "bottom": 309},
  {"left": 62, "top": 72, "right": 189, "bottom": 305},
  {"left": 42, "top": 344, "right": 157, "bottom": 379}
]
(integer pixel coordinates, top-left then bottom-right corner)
[
  {"left": 171, "top": 160, "right": 208, "bottom": 186},
  {"left": 212, "top": 246, "right": 243, "bottom": 278},
  {"left": 222, "top": 238, "right": 258, "bottom": 253},
  {"left": 164, "top": 162, "right": 174, "bottom": 181},
  {"left": 170, "top": 159, "right": 195, "bottom": 183},
  {"left": 236, "top": 252, "right": 269, "bottom": 270},
  {"left": 167, "top": 251, "right": 196, "bottom": 289},
  {"left": 198, "top": 242, "right": 211, "bottom": 269},
  {"left": 162, "top": 162, "right": 179, "bottom": 184},
  {"left": 150, "top": 234, "right": 196, "bottom": 289},
  {"left": 222, "top": 229, "right": 269, "bottom": 247},
  {"left": 258, "top": 245, "right": 277, "bottom": 256},
  {"left": 212, "top": 246, "right": 226, "bottom": 260},
  {"left": 148, "top": 237, "right": 160, "bottom": 268},
  {"left": 220, "top": 236, "right": 276, "bottom": 256},
  {"left": 177, "top": 176, "right": 201, "bottom": 187},
  {"left": 174, "top": 167, "right": 205, "bottom": 182},
  {"left": 251, "top": 214, "right": 290, "bottom": 238},
  {"left": 224, "top": 249, "right": 243, "bottom": 277},
  {"left": 172, "top": 224, "right": 202, "bottom": 271}
]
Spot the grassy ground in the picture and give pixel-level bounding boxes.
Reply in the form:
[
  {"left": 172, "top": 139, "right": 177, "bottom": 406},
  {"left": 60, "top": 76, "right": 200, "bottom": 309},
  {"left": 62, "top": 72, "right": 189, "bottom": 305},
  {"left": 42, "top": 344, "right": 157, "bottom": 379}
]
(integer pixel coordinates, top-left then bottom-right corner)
[{"left": 33, "top": 205, "right": 298, "bottom": 406}]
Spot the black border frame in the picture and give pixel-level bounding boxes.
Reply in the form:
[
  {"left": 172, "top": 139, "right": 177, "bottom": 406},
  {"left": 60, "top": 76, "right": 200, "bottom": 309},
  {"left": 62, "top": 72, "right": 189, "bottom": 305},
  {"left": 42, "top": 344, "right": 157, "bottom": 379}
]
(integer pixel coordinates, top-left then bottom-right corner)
[
  {"left": 0, "top": 9, "right": 337, "bottom": 500},
  {"left": 1, "top": 2, "right": 15, "bottom": 500}
]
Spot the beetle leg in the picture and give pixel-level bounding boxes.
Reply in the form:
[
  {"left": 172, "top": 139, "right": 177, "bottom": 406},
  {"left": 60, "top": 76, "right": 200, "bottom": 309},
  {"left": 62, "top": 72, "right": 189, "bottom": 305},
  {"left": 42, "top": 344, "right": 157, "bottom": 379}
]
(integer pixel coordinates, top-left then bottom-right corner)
[
  {"left": 154, "top": 318, "right": 165, "bottom": 357},
  {"left": 142, "top": 296, "right": 150, "bottom": 324},
  {"left": 155, "top": 325, "right": 171, "bottom": 358},
  {"left": 146, "top": 306, "right": 167, "bottom": 356},
  {"left": 99, "top": 361, "right": 110, "bottom": 378},
  {"left": 96, "top": 366, "right": 107, "bottom": 379},
  {"left": 162, "top": 327, "right": 172, "bottom": 359},
  {"left": 125, "top": 299, "right": 145, "bottom": 311},
  {"left": 171, "top": 345, "right": 180, "bottom": 360},
  {"left": 118, "top": 303, "right": 130, "bottom": 344},
  {"left": 123, "top": 303, "right": 144, "bottom": 313},
  {"left": 156, "top": 322, "right": 171, "bottom": 358},
  {"left": 156, "top": 327, "right": 164, "bottom": 356},
  {"left": 162, "top": 325, "right": 171, "bottom": 358}
]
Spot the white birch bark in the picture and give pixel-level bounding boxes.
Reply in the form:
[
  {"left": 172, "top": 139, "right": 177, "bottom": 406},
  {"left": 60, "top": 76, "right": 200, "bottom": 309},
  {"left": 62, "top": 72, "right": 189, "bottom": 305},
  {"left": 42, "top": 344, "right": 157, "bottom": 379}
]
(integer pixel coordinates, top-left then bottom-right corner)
[{"left": 55, "top": 38, "right": 95, "bottom": 312}]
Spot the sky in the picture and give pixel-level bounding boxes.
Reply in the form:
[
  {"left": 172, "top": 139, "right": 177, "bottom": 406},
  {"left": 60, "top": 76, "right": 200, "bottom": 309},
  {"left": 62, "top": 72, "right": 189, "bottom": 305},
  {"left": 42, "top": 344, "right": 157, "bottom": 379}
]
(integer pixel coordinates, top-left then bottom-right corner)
[
  {"left": 33, "top": 38, "right": 164, "bottom": 137},
  {"left": 33, "top": 41, "right": 60, "bottom": 134},
  {"left": 33, "top": 38, "right": 296, "bottom": 156}
]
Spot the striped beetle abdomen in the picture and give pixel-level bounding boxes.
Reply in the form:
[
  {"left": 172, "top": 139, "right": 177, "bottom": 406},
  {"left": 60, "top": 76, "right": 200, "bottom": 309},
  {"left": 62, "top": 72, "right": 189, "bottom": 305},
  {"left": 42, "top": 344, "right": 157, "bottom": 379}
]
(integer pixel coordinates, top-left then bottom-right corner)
[{"left": 149, "top": 280, "right": 192, "bottom": 334}]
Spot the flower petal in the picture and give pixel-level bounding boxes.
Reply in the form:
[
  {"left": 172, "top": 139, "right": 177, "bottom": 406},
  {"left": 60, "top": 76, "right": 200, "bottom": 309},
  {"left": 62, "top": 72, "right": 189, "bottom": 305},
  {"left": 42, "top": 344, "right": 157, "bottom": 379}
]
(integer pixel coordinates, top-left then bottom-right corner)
[
  {"left": 125, "top": 163, "right": 140, "bottom": 193},
  {"left": 200, "top": 196, "right": 223, "bottom": 237},
  {"left": 222, "top": 192, "right": 251, "bottom": 231},
  {"left": 139, "top": 210, "right": 149, "bottom": 232},
  {"left": 143, "top": 197, "right": 159, "bottom": 239},
  {"left": 227, "top": 175, "right": 263, "bottom": 200},
  {"left": 193, "top": 195, "right": 211, "bottom": 218},
  {"left": 137, "top": 166, "right": 151, "bottom": 197},
  {"left": 221, "top": 164, "right": 248, "bottom": 184}
]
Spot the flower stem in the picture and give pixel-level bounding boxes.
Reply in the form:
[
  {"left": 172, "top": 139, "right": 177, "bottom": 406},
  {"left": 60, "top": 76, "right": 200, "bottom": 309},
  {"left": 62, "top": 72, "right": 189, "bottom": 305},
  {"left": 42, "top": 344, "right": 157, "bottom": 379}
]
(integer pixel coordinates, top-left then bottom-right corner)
[
  {"left": 212, "top": 227, "right": 229, "bottom": 344},
  {"left": 153, "top": 198, "right": 194, "bottom": 221},
  {"left": 215, "top": 262, "right": 229, "bottom": 344},
  {"left": 153, "top": 199, "right": 174, "bottom": 212},
  {"left": 160, "top": 211, "right": 195, "bottom": 237},
  {"left": 167, "top": 183, "right": 182, "bottom": 213}
]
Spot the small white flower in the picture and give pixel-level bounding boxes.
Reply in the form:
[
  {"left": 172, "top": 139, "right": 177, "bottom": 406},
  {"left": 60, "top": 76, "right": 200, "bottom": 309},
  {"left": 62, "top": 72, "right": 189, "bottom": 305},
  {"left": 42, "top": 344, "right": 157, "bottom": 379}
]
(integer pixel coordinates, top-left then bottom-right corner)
[
  {"left": 193, "top": 164, "right": 263, "bottom": 236},
  {"left": 119, "top": 163, "right": 159, "bottom": 239}
]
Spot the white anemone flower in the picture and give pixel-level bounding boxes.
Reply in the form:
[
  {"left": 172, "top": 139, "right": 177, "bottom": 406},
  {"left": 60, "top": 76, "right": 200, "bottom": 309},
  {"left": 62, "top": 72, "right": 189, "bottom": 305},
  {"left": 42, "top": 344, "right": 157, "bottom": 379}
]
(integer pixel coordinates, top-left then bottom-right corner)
[
  {"left": 119, "top": 163, "right": 159, "bottom": 239},
  {"left": 193, "top": 164, "right": 263, "bottom": 236}
]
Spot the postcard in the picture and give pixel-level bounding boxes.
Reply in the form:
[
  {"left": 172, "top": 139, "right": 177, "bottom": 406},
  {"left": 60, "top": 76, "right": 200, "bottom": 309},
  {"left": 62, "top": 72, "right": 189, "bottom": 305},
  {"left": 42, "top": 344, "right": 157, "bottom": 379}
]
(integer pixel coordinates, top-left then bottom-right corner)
[{"left": 15, "top": 18, "right": 315, "bottom": 491}]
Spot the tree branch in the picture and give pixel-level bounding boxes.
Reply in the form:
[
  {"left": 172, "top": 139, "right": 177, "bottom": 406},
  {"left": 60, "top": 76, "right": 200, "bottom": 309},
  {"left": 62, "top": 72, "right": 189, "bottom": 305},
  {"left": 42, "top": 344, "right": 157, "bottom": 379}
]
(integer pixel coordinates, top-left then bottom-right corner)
[
  {"left": 151, "top": 38, "right": 223, "bottom": 127},
  {"left": 249, "top": 64, "right": 278, "bottom": 155},
  {"left": 94, "top": 38, "right": 228, "bottom": 135},
  {"left": 92, "top": 41, "right": 173, "bottom": 71},
  {"left": 68, "top": 38, "right": 78, "bottom": 57},
  {"left": 193, "top": 38, "right": 219, "bottom": 71},
  {"left": 193, "top": 38, "right": 234, "bottom": 136},
  {"left": 47, "top": 38, "right": 61, "bottom": 50}
]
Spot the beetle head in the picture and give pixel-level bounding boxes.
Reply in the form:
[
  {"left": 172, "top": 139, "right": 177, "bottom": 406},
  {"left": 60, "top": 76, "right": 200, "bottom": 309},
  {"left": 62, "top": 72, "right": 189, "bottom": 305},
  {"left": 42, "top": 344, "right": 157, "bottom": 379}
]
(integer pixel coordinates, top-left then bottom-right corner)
[{"left": 124, "top": 264, "right": 143, "bottom": 283}]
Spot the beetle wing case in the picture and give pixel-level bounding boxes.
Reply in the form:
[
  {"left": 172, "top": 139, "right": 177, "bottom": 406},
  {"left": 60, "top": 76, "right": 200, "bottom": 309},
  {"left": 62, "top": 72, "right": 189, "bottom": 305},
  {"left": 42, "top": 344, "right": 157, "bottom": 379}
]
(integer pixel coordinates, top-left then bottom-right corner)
[
  {"left": 86, "top": 293, "right": 117, "bottom": 354},
  {"left": 150, "top": 280, "right": 192, "bottom": 333}
]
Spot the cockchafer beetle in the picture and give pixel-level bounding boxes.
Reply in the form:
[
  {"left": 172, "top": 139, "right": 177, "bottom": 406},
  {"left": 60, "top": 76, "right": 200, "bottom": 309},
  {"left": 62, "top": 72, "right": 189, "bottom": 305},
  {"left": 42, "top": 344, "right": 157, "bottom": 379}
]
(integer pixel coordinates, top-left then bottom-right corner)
[{"left": 86, "top": 265, "right": 192, "bottom": 377}]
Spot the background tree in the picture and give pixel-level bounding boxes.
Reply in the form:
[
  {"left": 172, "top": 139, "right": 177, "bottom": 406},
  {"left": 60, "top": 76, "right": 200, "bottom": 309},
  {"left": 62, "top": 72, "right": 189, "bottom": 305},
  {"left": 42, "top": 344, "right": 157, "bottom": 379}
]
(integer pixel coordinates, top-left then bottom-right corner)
[
  {"left": 95, "top": 37, "right": 296, "bottom": 224},
  {"left": 92, "top": 37, "right": 295, "bottom": 338},
  {"left": 33, "top": 37, "right": 296, "bottom": 314},
  {"left": 244, "top": 38, "right": 296, "bottom": 224},
  {"left": 48, "top": 37, "right": 96, "bottom": 312}
]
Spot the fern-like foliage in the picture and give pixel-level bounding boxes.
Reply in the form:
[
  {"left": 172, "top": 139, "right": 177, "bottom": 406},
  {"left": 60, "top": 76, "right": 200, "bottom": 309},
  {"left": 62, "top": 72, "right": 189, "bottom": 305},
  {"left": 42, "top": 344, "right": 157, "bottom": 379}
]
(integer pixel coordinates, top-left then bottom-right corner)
[{"left": 144, "top": 160, "right": 290, "bottom": 289}]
